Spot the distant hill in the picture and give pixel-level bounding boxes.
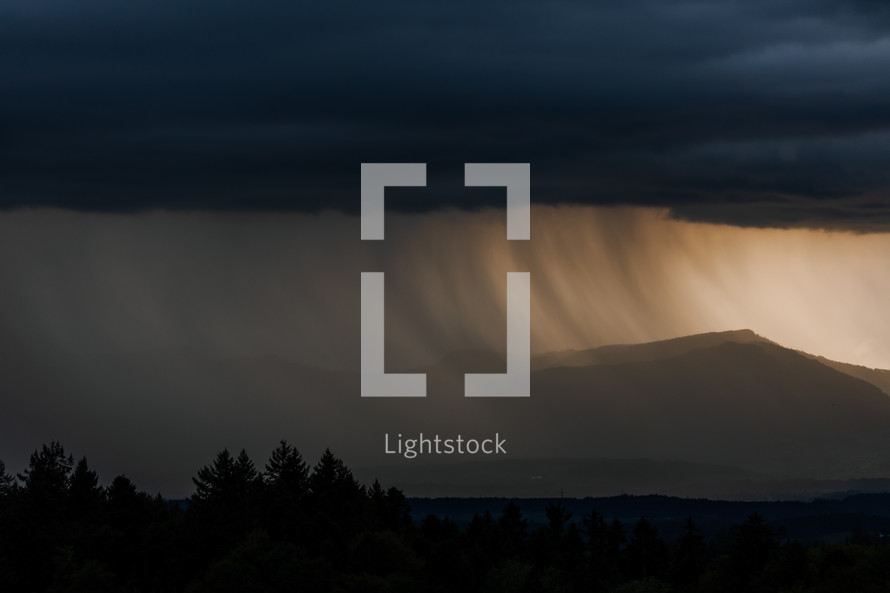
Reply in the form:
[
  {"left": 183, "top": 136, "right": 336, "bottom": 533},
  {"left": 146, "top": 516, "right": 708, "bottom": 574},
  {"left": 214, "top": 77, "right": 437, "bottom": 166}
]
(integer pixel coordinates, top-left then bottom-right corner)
[
  {"left": 531, "top": 329, "right": 890, "bottom": 397},
  {"left": 406, "top": 492, "right": 890, "bottom": 542},
  {"left": 531, "top": 329, "right": 773, "bottom": 370},
  {"left": 355, "top": 457, "right": 890, "bottom": 500},
  {"left": 522, "top": 339, "right": 890, "bottom": 478},
  {"left": 804, "top": 355, "right": 890, "bottom": 397}
]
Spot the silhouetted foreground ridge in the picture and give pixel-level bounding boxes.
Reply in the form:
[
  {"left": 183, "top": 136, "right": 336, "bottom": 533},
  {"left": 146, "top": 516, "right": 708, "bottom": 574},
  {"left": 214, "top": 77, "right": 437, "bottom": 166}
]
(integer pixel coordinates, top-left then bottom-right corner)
[{"left": 1, "top": 441, "right": 890, "bottom": 592}]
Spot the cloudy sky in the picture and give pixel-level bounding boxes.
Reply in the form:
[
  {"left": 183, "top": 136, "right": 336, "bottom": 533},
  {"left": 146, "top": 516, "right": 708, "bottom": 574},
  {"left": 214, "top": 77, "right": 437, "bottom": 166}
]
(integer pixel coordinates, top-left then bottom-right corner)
[
  {"left": 2, "top": 0, "right": 890, "bottom": 226},
  {"left": 3, "top": 0, "right": 890, "bottom": 493}
]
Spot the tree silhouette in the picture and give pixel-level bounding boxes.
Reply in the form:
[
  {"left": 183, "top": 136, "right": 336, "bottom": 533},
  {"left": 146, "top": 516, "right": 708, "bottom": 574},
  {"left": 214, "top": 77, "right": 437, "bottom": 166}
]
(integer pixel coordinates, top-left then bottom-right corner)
[
  {"left": 610, "top": 519, "right": 627, "bottom": 556},
  {"left": 534, "top": 502, "right": 585, "bottom": 592},
  {"left": 306, "top": 448, "right": 365, "bottom": 556},
  {"left": 0, "top": 459, "right": 13, "bottom": 497},
  {"left": 497, "top": 500, "right": 528, "bottom": 560},
  {"left": 105, "top": 474, "right": 183, "bottom": 591},
  {"left": 0, "top": 459, "right": 17, "bottom": 590},
  {"left": 583, "top": 509, "right": 624, "bottom": 591},
  {"left": 368, "top": 479, "right": 413, "bottom": 534},
  {"left": 485, "top": 558, "right": 532, "bottom": 593},
  {"left": 546, "top": 501, "right": 571, "bottom": 539},
  {"left": 9, "top": 442, "right": 76, "bottom": 591},
  {"left": 192, "top": 449, "right": 261, "bottom": 508},
  {"left": 7, "top": 440, "right": 890, "bottom": 593},
  {"left": 671, "top": 516, "right": 707, "bottom": 587},
  {"left": 417, "top": 514, "right": 468, "bottom": 592},
  {"left": 308, "top": 448, "right": 362, "bottom": 501},
  {"left": 19, "top": 441, "right": 73, "bottom": 515},
  {"left": 262, "top": 440, "right": 310, "bottom": 540},
  {"left": 106, "top": 474, "right": 139, "bottom": 509},
  {"left": 190, "top": 449, "right": 263, "bottom": 562},
  {"left": 48, "top": 546, "right": 115, "bottom": 593},
  {"left": 465, "top": 510, "right": 499, "bottom": 587},
  {"left": 264, "top": 440, "right": 309, "bottom": 497},
  {"left": 627, "top": 517, "right": 668, "bottom": 581},
  {"left": 69, "top": 457, "right": 104, "bottom": 517},
  {"left": 728, "top": 512, "right": 778, "bottom": 590},
  {"left": 186, "top": 529, "right": 326, "bottom": 593}
]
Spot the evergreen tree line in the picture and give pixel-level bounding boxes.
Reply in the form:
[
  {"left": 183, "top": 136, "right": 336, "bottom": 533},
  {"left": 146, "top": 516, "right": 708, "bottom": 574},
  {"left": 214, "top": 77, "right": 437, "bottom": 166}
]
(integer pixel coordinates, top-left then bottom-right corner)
[{"left": 1, "top": 442, "right": 889, "bottom": 592}]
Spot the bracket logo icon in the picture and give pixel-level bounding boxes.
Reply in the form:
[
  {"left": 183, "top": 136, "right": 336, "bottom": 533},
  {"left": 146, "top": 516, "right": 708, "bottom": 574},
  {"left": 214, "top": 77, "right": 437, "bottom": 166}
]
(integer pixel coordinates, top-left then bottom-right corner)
[{"left": 360, "top": 163, "right": 530, "bottom": 398}]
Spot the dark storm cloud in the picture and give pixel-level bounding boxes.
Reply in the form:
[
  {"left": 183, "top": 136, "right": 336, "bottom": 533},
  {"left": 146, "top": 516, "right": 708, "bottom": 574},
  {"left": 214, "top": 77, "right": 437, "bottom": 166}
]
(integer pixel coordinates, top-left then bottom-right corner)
[{"left": 3, "top": 0, "right": 890, "bottom": 227}]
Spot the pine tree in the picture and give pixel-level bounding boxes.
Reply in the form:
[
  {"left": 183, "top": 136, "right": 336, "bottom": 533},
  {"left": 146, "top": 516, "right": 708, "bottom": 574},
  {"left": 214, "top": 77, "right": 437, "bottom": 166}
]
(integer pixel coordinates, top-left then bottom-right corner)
[
  {"left": 12, "top": 442, "right": 75, "bottom": 592},
  {"left": 192, "top": 449, "right": 260, "bottom": 506},
  {"left": 309, "top": 448, "right": 363, "bottom": 503},
  {"left": 305, "top": 449, "right": 366, "bottom": 555},
  {"left": 264, "top": 440, "right": 309, "bottom": 498},
  {"left": 69, "top": 457, "right": 104, "bottom": 516},
  {"left": 262, "top": 441, "right": 310, "bottom": 541},
  {"left": 190, "top": 448, "right": 262, "bottom": 560},
  {"left": 233, "top": 449, "right": 261, "bottom": 498},
  {"left": 0, "top": 459, "right": 13, "bottom": 497},
  {"left": 627, "top": 517, "right": 668, "bottom": 581},
  {"left": 103, "top": 475, "right": 170, "bottom": 587},
  {"left": 584, "top": 509, "right": 623, "bottom": 591},
  {"left": 730, "top": 512, "right": 778, "bottom": 582},
  {"left": 18, "top": 441, "right": 73, "bottom": 519},
  {"left": 366, "top": 479, "right": 410, "bottom": 533},
  {"left": 672, "top": 515, "right": 707, "bottom": 587},
  {"left": 106, "top": 475, "right": 139, "bottom": 512},
  {"left": 545, "top": 501, "right": 572, "bottom": 542},
  {"left": 497, "top": 500, "right": 527, "bottom": 559}
]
